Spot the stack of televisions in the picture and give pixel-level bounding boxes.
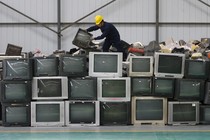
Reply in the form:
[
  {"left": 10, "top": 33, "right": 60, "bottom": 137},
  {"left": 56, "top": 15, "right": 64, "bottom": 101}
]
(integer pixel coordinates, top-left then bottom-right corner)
[{"left": 1, "top": 51, "right": 210, "bottom": 127}]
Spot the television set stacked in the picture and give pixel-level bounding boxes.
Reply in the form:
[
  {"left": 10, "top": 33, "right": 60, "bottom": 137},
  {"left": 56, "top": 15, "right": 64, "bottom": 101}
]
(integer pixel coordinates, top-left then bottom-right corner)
[
  {"left": 31, "top": 56, "right": 67, "bottom": 127},
  {"left": 89, "top": 52, "right": 131, "bottom": 125},
  {"left": 128, "top": 55, "right": 167, "bottom": 125},
  {"left": 185, "top": 59, "right": 210, "bottom": 125},
  {"left": 58, "top": 54, "right": 99, "bottom": 126},
  {"left": 0, "top": 57, "right": 32, "bottom": 126}
]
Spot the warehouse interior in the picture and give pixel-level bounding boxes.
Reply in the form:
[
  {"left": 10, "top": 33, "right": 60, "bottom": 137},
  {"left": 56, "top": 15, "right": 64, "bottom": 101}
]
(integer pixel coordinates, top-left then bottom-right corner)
[{"left": 1, "top": 0, "right": 210, "bottom": 140}]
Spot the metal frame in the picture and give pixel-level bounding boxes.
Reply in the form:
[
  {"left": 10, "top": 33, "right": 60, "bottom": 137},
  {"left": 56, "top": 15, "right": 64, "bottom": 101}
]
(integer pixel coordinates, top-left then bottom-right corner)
[{"left": 0, "top": 0, "right": 209, "bottom": 50}]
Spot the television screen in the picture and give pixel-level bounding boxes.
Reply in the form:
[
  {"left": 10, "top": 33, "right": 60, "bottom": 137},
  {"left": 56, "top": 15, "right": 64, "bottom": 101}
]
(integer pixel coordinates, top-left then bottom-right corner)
[
  {"left": 184, "top": 59, "right": 209, "bottom": 79},
  {"left": 59, "top": 54, "right": 87, "bottom": 77},
  {"left": 32, "top": 76, "right": 68, "bottom": 100},
  {"left": 175, "top": 79, "right": 205, "bottom": 101},
  {"left": 131, "top": 96, "right": 167, "bottom": 125},
  {"left": 153, "top": 77, "right": 175, "bottom": 98},
  {"left": 0, "top": 81, "right": 31, "bottom": 102},
  {"left": 31, "top": 101, "right": 65, "bottom": 126},
  {"left": 3, "top": 58, "right": 33, "bottom": 80},
  {"left": 100, "top": 102, "right": 131, "bottom": 125},
  {"left": 2, "top": 103, "right": 30, "bottom": 126},
  {"left": 98, "top": 77, "right": 130, "bottom": 101},
  {"left": 200, "top": 105, "right": 210, "bottom": 124},
  {"left": 72, "top": 28, "right": 93, "bottom": 49},
  {"left": 168, "top": 101, "right": 199, "bottom": 125},
  {"left": 68, "top": 77, "right": 97, "bottom": 100},
  {"left": 33, "top": 57, "right": 59, "bottom": 76},
  {"left": 89, "top": 52, "right": 123, "bottom": 77},
  {"left": 131, "top": 77, "right": 152, "bottom": 96},
  {"left": 65, "top": 101, "right": 99, "bottom": 126},
  {"left": 128, "top": 56, "right": 153, "bottom": 77},
  {"left": 154, "top": 53, "right": 185, "bottom": 78}
]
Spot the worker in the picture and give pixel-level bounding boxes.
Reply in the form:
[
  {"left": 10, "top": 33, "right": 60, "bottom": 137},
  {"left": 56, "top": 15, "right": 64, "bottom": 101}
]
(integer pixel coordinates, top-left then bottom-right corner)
[{"left": 86, "top": 15, "right": 127, "bottom": 60}]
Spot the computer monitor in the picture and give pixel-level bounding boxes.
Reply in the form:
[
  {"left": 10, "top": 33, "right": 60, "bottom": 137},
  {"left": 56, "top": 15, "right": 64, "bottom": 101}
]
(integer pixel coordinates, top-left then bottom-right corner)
[
  {"left": 153, "top": 77, "right": 175, "bottom": 98},
  {"left": 184, "top": 59, "right": 209, "bottom": 79},
  {"left": 0, "top": 81, "right": 31, "bottom": 103},
  {"left": 131, "top": 96, "right": 167, "bottom": 125},
  {"left": 68, "top": 77, "right": 97, "bottom": 100},
  {"left": 175, "top": 79, "right": 205, "bottom": 101},
  {"left": 168, "top": 101, "right": 199, "bottom": 125},
  {"left": 65, "top": 101, "right": 99, "bottom": 126},
  {"left": 154, "top": 52, "right": 185, "bottom": 78},
  {"left": 59, "top": 54, "right": 87, "bottom": 77},
  {"left": 33, "top": 56, "right": 59, "bottom": 76},
  {"left": 31, "top": 101, "right": 65, "bottom": 126},
  {"left": 32, "top": 76, "right": 68, "bottom": 100},
  {"left": 131, "top": 77, "right": 153, "bottom": 96},
  {"left": 97, "top": 77, "right": 130, "bottom": 101},
  {"left": 89, "top": 52, "right": 123, "bottom": 77},
  {"left": 2, "top": 103, "right": 31, "bottom": 126},
  {"left": 128, "top": 56, "right": 153, "bottom": 77},
  {"left": 200, "top": 105, "right": 210, "bottom": 124},
  {"left": 2, "top": 58, "right": 33, "bottom": 80},
  {"left": 100, "top": 101, "right": 131, "bottom": 125}
]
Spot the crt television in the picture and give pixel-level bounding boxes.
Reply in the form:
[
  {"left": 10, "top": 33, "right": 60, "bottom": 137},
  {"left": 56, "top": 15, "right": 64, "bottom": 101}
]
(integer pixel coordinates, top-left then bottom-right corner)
[
  {"left": 33, "top": 56, "right": 59, "bottom": 76},
  {"left": 131, "top": 96, "right": 167, "bottom": 125},
  {"left": 184, "top": 59, "right": 209, "bottom": 79},
  {"left": 31, "top": 101, "right": 65, "bottom": 126},
  {"left": 0, "top": 81, "right": 31, "bottom": 103},
  {"left": 100, "top": 101, "right": 131, "bottom": 125},
  {"left": 59, "top": 54, "right": 87, "bottom": 77},
  {"left": 131, "top": 77, "right": 153, "bottom": 96},
  {"left": 68, "top": 77, "right": 97, "bottom": 100},
  {"left": 128, "top": 56, "right": 153, "bottom": 77},
  {"left": 154, "top": 52, "right": 185, "bottom": 78},
  {"left": 6, "top": 43, "right": 22, "bottom": 56},
  {"left": 97, "top": 77, "right": 130, "bottom": 101},
  {"left": 200, "top": 105, "right": 210, "bottom": 124},
  {"left": 175, "top": 79, "right": 205, "bottom": 101},
  {"left": 65, "top": 101, "right": 99, "bottom": 126},
  {"left": 2, "top": 103, "right": 31, "bottom": 126},
  {"left": 2, "top": 58, "right": 33, "bottom": 80},
  {"left": 32, "top": 76, "right": 68, "bottom": 100},
  {"left": 72, "top": 28, "right": 93, "bottom": 49},
  {"left": 168, "top": 101, "right": 199, "bottom": 125},
  {"left": 89, "top": 52, "right": 123, "bottom": 77},
  {"left": 153, "top": 77, "right": 175, "bottom": 98}
]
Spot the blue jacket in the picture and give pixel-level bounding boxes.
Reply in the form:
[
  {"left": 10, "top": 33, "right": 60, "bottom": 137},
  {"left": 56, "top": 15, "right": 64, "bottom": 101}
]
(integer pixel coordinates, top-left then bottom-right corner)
[{"left": 87, "top": 22, "right": 120, "bottom": 44}]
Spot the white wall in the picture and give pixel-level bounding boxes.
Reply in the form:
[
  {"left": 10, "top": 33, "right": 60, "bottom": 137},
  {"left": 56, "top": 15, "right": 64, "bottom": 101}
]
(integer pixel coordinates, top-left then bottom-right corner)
[{"left": 0, "top": 0, "right": 210, "bottom": 54}]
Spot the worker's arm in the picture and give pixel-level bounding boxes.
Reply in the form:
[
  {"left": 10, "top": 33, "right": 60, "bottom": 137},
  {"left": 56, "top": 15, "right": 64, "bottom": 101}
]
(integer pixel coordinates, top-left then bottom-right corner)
[
  {"left": 94, "top": 27, "right": 110, "bottom": 40},
  {"left": 86, "top": 25, "right": 99, "bottom": 32}
]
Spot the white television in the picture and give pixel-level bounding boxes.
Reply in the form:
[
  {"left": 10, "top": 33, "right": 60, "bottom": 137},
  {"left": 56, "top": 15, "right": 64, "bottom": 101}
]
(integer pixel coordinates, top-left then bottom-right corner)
[
  {"left": 168, "top": 101, "right": 199, "bottom": 125},
  {"left": 32, "top": 76, "right": 68, "bottom": 100},
  {"left": 131, "top": 96, "right": 167, "bottom": 125},
  {"left": 154, "top": 53, "right": 185, "bottom": 78},
  {"left": 65, "top": 101, "right": 99, "bottom": 126},
  {"left": 89, "top": 52, "right": 123, "bottom": 77},
  {"left": 97, "top": 77, "right": 130, "bottom": 102},
  {"left": 128, "top": 56, "right": 153, "bottom": 77},
  {"left": 31, "top": 101, "right": 65, "bottom": 127}
]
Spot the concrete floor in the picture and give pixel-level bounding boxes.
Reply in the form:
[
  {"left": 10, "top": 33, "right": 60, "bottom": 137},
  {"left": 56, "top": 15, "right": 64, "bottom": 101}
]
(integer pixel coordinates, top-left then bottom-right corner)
[{"left": 0, "top": 125, "right": 210, "bottom": 140}]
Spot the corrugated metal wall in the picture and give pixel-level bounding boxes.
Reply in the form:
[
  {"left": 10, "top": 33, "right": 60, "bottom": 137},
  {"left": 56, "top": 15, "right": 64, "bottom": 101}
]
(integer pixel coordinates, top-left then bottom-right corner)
[{"left": 0, "top": 0, "right": 210, "bottom": 54}]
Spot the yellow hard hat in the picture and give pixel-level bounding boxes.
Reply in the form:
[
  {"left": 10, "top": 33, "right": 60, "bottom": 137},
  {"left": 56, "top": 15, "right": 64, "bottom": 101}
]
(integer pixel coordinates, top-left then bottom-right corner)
[{"left": 95, "top": 15, "right": 103, "bottom": 25}]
